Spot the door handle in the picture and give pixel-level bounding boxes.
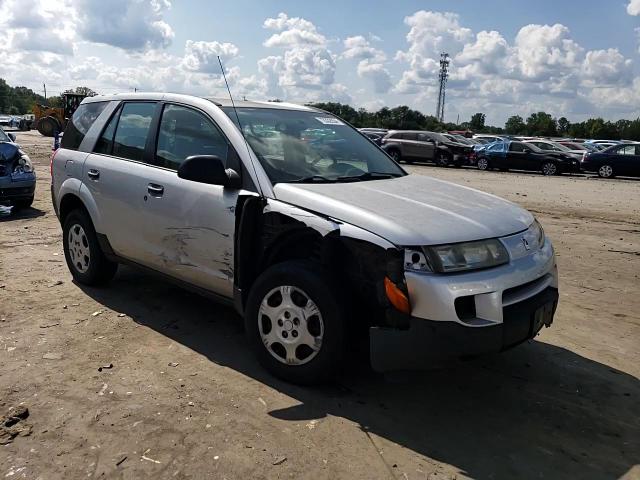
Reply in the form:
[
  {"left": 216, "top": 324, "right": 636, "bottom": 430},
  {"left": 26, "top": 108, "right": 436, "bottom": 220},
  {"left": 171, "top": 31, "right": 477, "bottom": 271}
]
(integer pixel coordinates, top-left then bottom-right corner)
[
  {"left": 87, "top": 169, "right": 100, "bottom": 180},
  {"left": 147, "top": 183, "right": 164, "bottom": 196}
]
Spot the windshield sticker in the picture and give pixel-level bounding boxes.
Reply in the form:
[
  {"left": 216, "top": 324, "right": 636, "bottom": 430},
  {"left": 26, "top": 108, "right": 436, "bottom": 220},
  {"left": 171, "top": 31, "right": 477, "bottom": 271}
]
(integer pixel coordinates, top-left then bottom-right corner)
[{"left": 315, "top": 117, "right": 344, "bottom": 126}]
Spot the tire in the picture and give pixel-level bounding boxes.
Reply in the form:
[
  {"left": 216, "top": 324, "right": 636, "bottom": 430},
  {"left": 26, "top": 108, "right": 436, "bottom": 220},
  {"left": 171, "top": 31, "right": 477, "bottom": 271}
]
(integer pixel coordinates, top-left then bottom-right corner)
[
  {"left": 12, "top": 196, "right": 33, "bottom": 209},
  {"left": 477, "top": 157, "right": 490, "bottom": 171},
  {"left": 435, "top": 151, "right": 450, "bottom": 167},
  {"left": 541, "top": 161, "right": 558, "bottom": 176},
  {"left": 63, "top": 209, "right": 118, "bottom": 286},
  {"left": 245, "top": 261, "right": 346, "bottom": 385},
  {"left": 598, "top": 164, "right": 615, "bottom": 178},
  {"left": 387, "top": 149, "right": 402, "bottom": 163},
  {"left": 36, "top": 116, "right": 60, "bottom": 137}
]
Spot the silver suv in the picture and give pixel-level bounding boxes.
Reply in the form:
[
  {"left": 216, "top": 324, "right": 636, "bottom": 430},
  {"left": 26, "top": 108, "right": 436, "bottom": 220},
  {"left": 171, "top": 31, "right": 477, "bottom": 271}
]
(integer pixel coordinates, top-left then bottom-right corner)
[{"left": 51, "top": 93, "right": 559, "bottom": 384}]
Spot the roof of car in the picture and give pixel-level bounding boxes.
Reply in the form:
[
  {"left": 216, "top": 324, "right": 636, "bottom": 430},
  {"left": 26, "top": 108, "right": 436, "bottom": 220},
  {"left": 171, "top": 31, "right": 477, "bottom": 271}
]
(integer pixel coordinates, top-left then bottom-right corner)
[{"left": 82, "top": 92, "right": 318, "bottom": 112}]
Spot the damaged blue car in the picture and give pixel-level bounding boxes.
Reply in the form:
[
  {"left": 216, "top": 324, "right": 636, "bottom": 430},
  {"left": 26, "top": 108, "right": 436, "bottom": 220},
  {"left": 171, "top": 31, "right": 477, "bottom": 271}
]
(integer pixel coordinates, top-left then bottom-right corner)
[{"left": 0, "top": 128, "right": 36, "bottom": 209}]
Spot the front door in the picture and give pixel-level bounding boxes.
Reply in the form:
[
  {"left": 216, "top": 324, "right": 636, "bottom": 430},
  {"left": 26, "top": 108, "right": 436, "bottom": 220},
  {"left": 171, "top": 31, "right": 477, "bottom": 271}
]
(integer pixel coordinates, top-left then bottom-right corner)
[{"left": 141, "top": 103, "right": 240, "bottom": 297}]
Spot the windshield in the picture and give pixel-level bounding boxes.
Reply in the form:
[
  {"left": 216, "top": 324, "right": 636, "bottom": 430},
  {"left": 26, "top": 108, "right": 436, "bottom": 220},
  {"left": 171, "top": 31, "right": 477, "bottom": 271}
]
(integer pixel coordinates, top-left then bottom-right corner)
[
  {"left": 549, "top": 141, "right": 571, "bottom": 152},
  {"left": 0, "top": 128, "right": 9, "bottom": 142},
  {"left": 221, "top": 107, "right": 405, "bottom": 184}
]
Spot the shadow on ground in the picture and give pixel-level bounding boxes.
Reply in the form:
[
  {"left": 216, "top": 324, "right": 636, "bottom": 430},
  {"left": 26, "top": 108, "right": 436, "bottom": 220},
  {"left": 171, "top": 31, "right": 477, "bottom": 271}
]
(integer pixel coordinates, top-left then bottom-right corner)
[
  {"left": 0, "top": 206, "right": 46, "bottom": 222},
  {"left": 81, "top": 266, "right": 640, "bottom": 480}
]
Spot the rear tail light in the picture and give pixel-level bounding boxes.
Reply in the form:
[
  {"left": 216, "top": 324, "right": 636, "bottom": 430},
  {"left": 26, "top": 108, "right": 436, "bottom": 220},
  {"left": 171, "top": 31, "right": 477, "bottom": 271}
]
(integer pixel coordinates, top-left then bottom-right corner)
[{"left": 50, "top": 148, "right": 60, "bottom": 177}]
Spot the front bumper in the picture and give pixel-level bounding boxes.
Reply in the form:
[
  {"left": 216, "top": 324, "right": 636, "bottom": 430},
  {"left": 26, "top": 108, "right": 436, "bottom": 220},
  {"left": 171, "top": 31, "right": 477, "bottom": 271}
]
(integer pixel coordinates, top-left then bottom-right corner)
[
  {"left": 370, "top": 231, "right": 558, "bottom": 371},
  {"left": 0, "top": 177, "right": 36, "bottom": 202},
  {"left": 371, "top": 287, "right": 558, "bottom": 371}
]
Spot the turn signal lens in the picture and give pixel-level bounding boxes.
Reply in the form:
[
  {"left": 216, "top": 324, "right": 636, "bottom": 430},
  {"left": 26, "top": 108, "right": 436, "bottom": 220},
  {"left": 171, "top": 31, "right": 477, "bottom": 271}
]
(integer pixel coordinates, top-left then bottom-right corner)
[{"left": 384, "top": 277, "right": 411, "bottom": 315}]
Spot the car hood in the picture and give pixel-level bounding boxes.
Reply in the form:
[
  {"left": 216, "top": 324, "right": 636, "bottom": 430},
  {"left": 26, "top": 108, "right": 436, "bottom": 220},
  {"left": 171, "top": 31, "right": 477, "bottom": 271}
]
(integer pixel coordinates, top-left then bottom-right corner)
[{"left": 273, "top": 174, "right": 534, "bottom": 246}]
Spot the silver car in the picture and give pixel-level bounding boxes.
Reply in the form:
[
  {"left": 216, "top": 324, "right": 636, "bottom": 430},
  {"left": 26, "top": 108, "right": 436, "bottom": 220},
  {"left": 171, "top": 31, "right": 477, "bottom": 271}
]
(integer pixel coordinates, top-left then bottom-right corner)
[{"left": 51, "top": 93, "right": 558, "bottom": 384}]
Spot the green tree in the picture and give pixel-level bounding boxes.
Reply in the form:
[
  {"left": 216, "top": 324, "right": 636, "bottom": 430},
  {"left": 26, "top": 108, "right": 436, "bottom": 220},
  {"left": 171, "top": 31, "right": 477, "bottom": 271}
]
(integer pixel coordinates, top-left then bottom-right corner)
[
  {"left": 557, "top": 117, "right": 570, "bottom": 135},
  {"left": 526, "top": 112, "right": 557, "bottom": 137},
  {"left": 505, "top": 115, "right": 526, "bottom": 135},
  {"left": 469, "top": 112, "right": 486, "bottom": 131}
]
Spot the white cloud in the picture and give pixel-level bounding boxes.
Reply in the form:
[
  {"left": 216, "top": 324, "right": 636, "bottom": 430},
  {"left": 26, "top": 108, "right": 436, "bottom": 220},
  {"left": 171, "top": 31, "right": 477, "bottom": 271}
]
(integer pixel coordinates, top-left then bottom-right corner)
[
  {"left": 343, "top": 35, "right": 386, "bottom": 62},
  {"left": 182, "top": 40, "right": 239, "bottom": 73},
  {"left": 75, "top": 0, "right": 174, "bottom": 51},
  {"left": 582, "top": 48, "right": 633, "bottom": 86},
  {"left": 342, "top": 36, "right": 391, "bottom": 93},
  {"left": 627, "top": 0, "right": 640, "bottom": 15},
  {"left": 263, "top": 12, "right": 326, "bottom": 48}
]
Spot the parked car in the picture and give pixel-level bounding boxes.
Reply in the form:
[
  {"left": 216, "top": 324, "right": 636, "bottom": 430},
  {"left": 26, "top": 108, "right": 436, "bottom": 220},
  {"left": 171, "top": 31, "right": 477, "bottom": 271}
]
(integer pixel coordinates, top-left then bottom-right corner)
[
  {"left": 472, "top": 134, "right": 505, "bottom": 144},
  {"left": 585, "top": 140, "right": 621, "bottom": 150},
  {"left": 381, "top": 130, "right": 472, "bottom": 166},
  {"left": 51, "top": 93, "right": 558, "bottom": 384},
  {"left": 0, "top": 128, "right": 36, "bottom": 208},
  {"left": 476, "top": 140, "right": 580, "bottom": 175},
  {"left": 523, "top": 139, "right": 583, "bottom": 160},
  {"left": 581, "top": 143, "right": 640, "bottom": 178},
  {"left": 558, "top": 141, "right": 601, "bottom": 153}
]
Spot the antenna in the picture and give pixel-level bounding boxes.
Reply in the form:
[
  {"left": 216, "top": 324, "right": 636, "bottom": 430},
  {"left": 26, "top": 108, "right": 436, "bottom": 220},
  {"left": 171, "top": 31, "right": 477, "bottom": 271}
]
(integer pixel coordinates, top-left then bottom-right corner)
[
  {"left": 436, "top": 52, "right": 449, "bottom": 123},
  {"left": 217, "top": 56, "right": 263, "bottom": 196}
]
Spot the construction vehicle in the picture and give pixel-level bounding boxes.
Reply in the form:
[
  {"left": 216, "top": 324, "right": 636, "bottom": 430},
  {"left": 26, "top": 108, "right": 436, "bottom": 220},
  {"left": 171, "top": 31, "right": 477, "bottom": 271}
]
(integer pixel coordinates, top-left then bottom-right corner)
[{"left": 33, "top": 93, "right": 87, "bottom": 137}]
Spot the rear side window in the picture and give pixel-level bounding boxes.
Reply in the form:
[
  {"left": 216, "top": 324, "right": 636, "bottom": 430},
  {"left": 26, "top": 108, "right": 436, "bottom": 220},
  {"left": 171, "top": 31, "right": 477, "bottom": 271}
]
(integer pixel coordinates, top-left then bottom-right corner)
[
  {"left": 112, "top": 102, "right": 156, "bottom": 162},
  {"left": 61, "top": 102, "right": 108, "bottom": 150},
  {"left": 94, "top": 105, "right": 121, "bottom": 155},
  {"left": 510, "top": 142, "right": 526, "bottom": 152},
  {"left": 155, "top": 104, "right": 229, "bottom": 170}
]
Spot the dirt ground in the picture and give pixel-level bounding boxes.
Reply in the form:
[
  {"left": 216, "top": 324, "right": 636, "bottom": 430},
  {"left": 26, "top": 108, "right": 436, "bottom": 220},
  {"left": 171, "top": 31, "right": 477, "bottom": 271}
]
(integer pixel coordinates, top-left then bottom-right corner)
[{"left": 1, "top": 131, "right": 639, "bottom": 479}]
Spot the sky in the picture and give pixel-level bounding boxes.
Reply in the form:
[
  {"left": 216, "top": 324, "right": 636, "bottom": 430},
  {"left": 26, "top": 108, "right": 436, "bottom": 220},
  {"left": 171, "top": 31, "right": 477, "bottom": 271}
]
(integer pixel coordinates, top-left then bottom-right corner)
[{"left": 2, "top": 0, "right": 640, "bottom": 125}]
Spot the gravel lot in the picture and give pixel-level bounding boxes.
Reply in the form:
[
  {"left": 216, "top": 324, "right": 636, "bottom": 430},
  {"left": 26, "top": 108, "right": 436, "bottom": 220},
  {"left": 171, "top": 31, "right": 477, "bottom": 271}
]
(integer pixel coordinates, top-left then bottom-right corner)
[{"left": 1, "top": 131, "right": 639, "bottom": 479}]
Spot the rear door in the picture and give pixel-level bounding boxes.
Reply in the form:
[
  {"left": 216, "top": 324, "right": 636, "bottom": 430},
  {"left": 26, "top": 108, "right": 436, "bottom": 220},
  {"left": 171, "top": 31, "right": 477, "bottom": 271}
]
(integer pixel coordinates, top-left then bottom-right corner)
[
  {"left": 82, "top": 101, "right": 159, "bottom": 261},
  {"left": 140, "top": 103, "right": 240, "bottom": 296},
  {"left": 507, "top": 142, "right": 528, "bottom": 170},
  {"left": 615, "top": 145, "right": 638, "bottom": 176}
]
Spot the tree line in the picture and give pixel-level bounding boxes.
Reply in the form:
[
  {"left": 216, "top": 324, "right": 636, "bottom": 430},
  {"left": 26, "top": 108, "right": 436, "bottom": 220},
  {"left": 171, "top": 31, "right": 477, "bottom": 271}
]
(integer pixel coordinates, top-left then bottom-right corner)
[{"left": 309, "top": 102, "right": 640, "bottom": 141}]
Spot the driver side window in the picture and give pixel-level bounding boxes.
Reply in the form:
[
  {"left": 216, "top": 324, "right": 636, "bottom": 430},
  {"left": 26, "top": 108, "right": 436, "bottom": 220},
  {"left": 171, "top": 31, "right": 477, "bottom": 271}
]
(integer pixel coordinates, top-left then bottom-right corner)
[{"left": 155, "top": 104, "right": 230, "bottom": 171}]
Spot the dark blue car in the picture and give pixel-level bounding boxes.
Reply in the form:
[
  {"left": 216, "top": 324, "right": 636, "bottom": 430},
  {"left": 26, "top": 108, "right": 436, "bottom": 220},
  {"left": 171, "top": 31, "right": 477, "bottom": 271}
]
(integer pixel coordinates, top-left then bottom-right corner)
[
  {"left": 581, "top": 143, "right": 640, "bottom": 178},
  {"left": 0, "top": 128, "right": 36, "bottom": 209}
]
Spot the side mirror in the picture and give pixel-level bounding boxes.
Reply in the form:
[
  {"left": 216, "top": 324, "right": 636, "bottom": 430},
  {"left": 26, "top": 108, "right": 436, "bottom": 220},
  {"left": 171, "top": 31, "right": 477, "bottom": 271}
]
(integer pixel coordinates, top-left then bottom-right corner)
[
  {"left": 8, "top": 133, "right": 16, "bottom": 142},
  {"left": 177, "top": 155, "right": 241, "bottom": 189}
]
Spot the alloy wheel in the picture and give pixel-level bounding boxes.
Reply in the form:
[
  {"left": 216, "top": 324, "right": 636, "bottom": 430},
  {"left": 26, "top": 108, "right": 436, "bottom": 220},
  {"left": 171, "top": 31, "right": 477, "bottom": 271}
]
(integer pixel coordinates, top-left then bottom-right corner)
[
  {"left": 477, "top": 158, "right": 489, "bottom": 170},
  {"left": 67, "top": 224, "right": 91, "bottom": 273},
  {"left": 598, "top": 164, "right": 613, "bottom": 178},
  {"left": 258, "top": 285, "right": 324, "bottom": 365},
  {"left": 542, "top": 162, "right": 557, "bottom": 176}
]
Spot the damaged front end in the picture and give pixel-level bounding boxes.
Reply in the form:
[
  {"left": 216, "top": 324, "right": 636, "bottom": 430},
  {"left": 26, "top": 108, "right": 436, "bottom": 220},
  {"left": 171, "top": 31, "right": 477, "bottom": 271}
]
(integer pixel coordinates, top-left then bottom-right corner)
[
  {"left": 233, "top": 195, "right": 413, "bottom": 352},
  {"left": 0, "top": 142, "right": 36, "bottom": 204}
]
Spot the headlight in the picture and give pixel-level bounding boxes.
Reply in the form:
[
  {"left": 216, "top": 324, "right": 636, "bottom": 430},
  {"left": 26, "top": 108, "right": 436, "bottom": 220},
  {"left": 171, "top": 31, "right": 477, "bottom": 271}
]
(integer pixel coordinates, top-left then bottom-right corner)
[
  {"left": 14, "top": 155, "right": 33, "bottom": 174},
  {"left": 406, "top": 238, "right": 510, "bottom": 274},
  {"left": 529, "top": 219, "right": 545, "bottom": 248}
]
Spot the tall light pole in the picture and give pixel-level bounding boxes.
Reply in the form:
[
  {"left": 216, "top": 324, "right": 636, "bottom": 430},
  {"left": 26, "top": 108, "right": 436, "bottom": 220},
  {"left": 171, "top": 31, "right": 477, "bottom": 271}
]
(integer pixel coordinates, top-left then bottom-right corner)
[{"left": 436, "top": 53, "right": 449, "bottom": 123}]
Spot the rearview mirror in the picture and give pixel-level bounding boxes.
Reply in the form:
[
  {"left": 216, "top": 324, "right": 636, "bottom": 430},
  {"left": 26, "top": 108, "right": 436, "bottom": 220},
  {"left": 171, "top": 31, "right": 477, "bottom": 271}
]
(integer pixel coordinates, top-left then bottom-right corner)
[
  {"left": 8, "top": 133, "right": 16, "bottom": 142},
  {"left": 177, "top": 155, "right": 241, "bottom": 188}
]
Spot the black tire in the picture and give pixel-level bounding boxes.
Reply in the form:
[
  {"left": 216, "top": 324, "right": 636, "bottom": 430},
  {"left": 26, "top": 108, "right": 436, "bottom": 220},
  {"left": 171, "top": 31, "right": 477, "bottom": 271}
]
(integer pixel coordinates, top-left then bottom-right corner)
[
  {"left": 12, "top": 196, "right": 34, "bottom": 209},
  {"left": 63, "top": 209, "right": 118, "bottom": 286},
  {"left": 387, "top": 149, "right": 402, "bottom": 163},
  {"left": 597, "top": 164, "right": 615, "bottom": 178},
  {"left": 477, "top": 157, "right": 490, "bottom": 171},
  {"left": 541, "top": 161, "right": 558, "bottom": 176},
  {"left": 245, "top": 261, "right": 346, "bottom": 385},
  {"left": 36, "top": 116, "right": 60, "bottom": 137},
  {"left": 435, "top": 151, "right": 450, "bottom": 167}
]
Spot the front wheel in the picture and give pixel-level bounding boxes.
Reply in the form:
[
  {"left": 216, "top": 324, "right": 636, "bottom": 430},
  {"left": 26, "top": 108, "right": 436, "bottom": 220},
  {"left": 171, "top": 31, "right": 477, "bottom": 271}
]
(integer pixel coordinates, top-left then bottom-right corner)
[
  {"left": 387, "top": 149, "right": 401, "bottom": 163},
  {"left": 245, "top": 261, "right": 346, "bottom": 385},
  {"left": 63, "top": 210, "right": 118, "bottom": 286},
  {"left": 435, "top": 152, "right": 449, "bottom": 167},
  {"left": 541, "top": 162, "right": 558, "bottom": 176},
  {"left": 477, "top": 157, "right": 490, "bottom": 171},
  {"left": 13, "top": 196, "right": 34, "bottom": 209},
  {"left": 598, "top": 164, "right": 615, "bottom": 178}
]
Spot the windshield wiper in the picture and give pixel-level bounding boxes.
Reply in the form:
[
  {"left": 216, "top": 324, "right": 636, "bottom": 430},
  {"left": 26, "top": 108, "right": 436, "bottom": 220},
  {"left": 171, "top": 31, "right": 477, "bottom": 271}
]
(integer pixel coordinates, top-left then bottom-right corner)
[
  {"left": 287, "top": 175, "right": 334, "bottom": 183},
  {"left": 336, "top": 171, "right": 403, "bottom": 182}
]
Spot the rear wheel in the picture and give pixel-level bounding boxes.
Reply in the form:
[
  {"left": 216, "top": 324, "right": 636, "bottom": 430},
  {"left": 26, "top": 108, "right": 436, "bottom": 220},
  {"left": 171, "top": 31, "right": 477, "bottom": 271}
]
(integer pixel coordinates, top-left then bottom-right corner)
[
  {"left": 598, "top": 164, "right": 615, "bottom": 178},
  {"left": 477, "top": 157, "right": 490, "bottom": 171},
  {"left": 541, "top": 161, "right": 558, "bottom": 176},
  {"left": 245, "top": 261, "right": 346, "bottom": 385},
  {"left": 63, "top": 210, "right": 118, "bottom": 286}
]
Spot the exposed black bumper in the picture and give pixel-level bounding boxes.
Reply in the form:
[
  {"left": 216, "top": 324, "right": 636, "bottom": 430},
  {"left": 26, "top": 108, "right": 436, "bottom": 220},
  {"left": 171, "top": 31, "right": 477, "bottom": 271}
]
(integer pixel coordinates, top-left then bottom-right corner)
[
  {"left": 0, "top": 183, "right": 35, "bottom": 202},
  {"left": 370, "top": 287, "right": 558, "bottom": 372}
]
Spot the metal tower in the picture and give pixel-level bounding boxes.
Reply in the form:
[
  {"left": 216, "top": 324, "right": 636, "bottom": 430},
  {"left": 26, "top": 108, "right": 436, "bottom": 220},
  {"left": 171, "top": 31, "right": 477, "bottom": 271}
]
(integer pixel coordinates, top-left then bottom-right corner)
[{"left": 436, "top": 52, "right": 450, "bottom": 123}]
